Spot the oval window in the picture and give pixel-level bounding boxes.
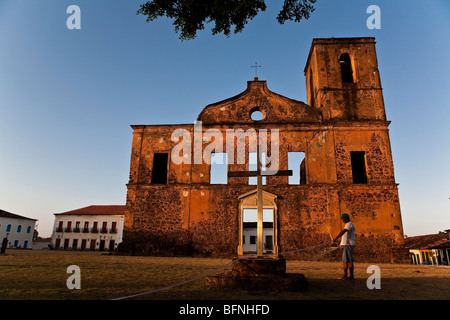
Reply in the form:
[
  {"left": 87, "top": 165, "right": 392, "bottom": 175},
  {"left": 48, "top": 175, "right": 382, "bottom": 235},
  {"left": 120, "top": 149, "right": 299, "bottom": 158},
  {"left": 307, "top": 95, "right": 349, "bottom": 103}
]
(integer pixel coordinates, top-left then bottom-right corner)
[{"left": 250, "top": 110, "right": 264, "bottom": 121}]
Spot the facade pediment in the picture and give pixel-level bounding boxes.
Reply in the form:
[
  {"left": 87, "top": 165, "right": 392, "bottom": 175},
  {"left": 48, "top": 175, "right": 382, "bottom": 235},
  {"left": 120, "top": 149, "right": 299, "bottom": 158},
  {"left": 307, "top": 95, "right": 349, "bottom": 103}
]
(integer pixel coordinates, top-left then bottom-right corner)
[
  {"left": 197, "top": 80, "right": 322, "bottom": 125},
  {"left": 238, "top": 189, "right": 278, "bottom": 208}
]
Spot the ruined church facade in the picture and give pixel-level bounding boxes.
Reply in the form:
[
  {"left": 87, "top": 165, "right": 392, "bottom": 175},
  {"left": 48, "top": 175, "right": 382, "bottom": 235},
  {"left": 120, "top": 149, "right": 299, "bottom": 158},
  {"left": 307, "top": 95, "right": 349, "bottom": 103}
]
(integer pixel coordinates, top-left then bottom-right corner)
[{"left": 120, "top": 38, "right": 407, "bottom": 262}]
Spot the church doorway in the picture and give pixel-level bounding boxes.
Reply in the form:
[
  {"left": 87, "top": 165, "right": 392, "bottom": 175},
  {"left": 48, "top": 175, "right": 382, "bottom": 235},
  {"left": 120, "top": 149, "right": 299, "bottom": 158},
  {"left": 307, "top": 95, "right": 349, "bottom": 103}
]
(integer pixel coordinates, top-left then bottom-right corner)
[{"left": 237, "top": 190, "right": 278, "bottom": 256}]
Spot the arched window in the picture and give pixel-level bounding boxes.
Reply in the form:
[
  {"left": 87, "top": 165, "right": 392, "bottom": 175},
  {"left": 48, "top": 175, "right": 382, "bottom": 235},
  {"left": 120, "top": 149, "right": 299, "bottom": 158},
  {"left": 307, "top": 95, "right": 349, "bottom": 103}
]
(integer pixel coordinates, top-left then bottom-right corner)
[
  {"left": 27, "top": 226, "right": 32, "bottom": 234},
  {"left": 339, "top": 53, "right": 354, "bottom": 83},
  {"left": 17, "top": 225, "right": 22, "bottom": 233},
  {"left": 6, "top": 224, "right": 11, "bottom": 233}
]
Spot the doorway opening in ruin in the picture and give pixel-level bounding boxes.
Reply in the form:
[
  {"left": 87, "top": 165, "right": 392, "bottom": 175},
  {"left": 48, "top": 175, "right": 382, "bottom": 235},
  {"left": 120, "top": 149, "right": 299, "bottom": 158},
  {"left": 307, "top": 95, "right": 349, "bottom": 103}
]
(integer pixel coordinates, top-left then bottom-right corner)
[
  {"left": 242, "top": 208, "right": 274, "bottom": 254},
  {"left": 237, "top": 190, "right": 278, "bottom": 256}
]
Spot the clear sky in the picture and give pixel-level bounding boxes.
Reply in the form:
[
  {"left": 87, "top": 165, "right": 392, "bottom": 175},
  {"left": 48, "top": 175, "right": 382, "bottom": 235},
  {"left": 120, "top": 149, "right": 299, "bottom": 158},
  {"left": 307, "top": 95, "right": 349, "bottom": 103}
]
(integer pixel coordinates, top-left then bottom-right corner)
[{"left": 0, "top": 0, "right": 449, "bottom": 238}]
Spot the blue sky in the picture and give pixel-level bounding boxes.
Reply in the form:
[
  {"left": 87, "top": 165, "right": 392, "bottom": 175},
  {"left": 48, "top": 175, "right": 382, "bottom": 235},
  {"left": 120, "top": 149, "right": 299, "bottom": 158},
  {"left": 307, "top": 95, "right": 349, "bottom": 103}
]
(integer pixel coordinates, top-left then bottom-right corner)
[{"left": 0, "top": 0, "right": 449, "bottom": 238}]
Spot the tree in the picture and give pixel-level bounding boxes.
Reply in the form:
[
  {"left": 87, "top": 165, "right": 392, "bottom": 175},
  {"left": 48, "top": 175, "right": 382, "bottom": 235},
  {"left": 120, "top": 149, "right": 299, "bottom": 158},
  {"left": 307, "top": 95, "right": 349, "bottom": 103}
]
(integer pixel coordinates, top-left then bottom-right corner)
[{"left": 137, "top": 0, "right": 317, "bottom": 40}]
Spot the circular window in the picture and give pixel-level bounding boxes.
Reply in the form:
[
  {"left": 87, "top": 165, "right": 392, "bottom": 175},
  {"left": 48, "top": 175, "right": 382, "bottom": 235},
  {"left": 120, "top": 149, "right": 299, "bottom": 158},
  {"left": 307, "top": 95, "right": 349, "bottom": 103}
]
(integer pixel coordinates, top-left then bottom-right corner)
[{"left": 250, "top": 108, "right": 264, "bottom": 121}]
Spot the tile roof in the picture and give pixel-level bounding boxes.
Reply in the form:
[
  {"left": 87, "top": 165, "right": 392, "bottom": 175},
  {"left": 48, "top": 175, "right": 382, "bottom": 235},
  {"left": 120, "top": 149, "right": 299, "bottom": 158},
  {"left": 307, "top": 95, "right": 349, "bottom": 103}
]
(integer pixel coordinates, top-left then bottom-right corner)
[
  {"left": 0, "top": 209, "right": 37, "bottom": 221},
  {"left": 54, "top": 205, "right": 125, "bottom": 216},
  {"left": 404, "top": 233, "right": 449, "bottom": 250},
  {"left": 35, "top": 237, "right": 52, "bottom": 242}
]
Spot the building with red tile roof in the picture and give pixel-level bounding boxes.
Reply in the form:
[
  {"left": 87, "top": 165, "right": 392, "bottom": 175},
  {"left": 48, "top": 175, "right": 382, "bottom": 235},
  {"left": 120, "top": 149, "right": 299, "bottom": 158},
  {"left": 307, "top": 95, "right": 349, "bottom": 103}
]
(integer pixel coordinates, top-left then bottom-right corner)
[{"left": 52, "top": 205, "right": 125, "bottom": 251}]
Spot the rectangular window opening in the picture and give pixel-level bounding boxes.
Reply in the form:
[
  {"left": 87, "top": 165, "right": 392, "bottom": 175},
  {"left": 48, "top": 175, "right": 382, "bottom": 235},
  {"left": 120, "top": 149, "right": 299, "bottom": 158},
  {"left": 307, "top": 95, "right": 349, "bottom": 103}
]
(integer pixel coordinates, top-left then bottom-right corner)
[
  {"left": 210, "top": 152, "right": 228, "bottom": 184},
  {"left": 151, "top": 153, "right": 169, "bottom": 184},
  {"left": 249, "top": 152, "right": 266, "bottom": 185},
  {"left": 351, "top": 151, "right": 368, "bottom": 184},
  {"left": 288, "top": 152, "right": 306, "bottom": 185}
]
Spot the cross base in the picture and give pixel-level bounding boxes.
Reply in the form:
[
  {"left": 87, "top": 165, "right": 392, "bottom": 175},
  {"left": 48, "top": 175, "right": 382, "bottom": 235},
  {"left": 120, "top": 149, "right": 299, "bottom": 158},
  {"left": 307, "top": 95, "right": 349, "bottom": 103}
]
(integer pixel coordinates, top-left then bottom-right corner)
[{"left": 206, "top": 257, "right": 307, "bottom": 291}]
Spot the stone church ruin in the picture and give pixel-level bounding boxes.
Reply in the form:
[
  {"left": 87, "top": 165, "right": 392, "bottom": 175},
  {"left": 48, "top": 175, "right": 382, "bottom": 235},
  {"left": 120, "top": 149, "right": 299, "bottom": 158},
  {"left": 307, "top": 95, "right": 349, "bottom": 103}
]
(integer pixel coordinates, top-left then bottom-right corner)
[{"left": 119, "top": 37, "right": 407, "bottom": 263}]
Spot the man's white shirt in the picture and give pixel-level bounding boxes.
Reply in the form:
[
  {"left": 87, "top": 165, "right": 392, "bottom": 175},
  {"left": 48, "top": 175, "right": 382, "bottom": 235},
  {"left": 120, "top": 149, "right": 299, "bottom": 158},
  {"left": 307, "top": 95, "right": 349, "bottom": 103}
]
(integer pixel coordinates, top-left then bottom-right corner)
[{"left": 340, "top": 221, "right": 355, "bottom": 246}]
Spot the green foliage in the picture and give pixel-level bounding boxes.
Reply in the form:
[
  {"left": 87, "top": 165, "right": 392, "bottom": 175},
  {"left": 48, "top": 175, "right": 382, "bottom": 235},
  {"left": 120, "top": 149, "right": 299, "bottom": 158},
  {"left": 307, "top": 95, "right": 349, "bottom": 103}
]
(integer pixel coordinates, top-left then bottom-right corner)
[{"left": 137, "top": 0, "right": 317, "bottom": 40}]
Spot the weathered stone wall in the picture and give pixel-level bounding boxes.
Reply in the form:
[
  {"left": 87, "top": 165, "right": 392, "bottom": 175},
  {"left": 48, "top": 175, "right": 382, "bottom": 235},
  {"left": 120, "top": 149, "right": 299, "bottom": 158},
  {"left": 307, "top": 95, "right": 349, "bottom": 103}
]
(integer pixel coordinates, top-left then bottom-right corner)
[{"left": 121, "top": 183, "right": 405, "bottom": 262}]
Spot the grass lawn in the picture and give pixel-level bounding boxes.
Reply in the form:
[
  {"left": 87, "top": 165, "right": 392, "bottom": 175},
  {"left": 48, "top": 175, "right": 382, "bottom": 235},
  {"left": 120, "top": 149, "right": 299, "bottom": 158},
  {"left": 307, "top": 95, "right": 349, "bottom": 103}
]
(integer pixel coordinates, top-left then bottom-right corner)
[{"left": 0, "top": 249, "right": 449, "bottom": 300}]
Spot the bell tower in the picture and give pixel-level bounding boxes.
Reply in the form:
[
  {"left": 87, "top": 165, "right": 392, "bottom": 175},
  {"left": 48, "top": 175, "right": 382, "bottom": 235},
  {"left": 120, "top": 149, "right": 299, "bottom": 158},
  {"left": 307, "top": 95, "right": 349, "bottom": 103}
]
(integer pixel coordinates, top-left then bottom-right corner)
[{"left": 304, "top": 37, "right": 387, "bottom": 122}]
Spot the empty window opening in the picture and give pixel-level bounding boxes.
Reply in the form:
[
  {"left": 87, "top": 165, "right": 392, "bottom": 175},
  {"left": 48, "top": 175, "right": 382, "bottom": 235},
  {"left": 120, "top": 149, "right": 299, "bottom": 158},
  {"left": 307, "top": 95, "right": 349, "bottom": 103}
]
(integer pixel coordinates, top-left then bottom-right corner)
[
  {"left": 151, "top": 153, "right": 168, "bottom": 184},
  {"left": 339, "top": 53, "right": 354, "bottom": 84},
  {"left": 249, "top": 152, "right": 266, "bottom": 185},
  {"left": 288, "top": 152, "right": 306, "bottom": 185},
  {"left": 351, "top": 151, "right": 368, "bottom": 184},
  {"left": 210, "top": 152, "right": 228, "bottom": 184}
]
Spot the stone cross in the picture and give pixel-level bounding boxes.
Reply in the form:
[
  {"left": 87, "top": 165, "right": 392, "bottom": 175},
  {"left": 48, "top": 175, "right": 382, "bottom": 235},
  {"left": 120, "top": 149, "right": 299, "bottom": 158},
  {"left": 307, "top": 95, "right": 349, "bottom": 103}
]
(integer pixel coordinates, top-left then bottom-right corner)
[
  {"left": 228, "top": 139, "right": 292, "bottom": 258},
  {"left": 251, "top": 62, "right": 262, "bottom": 79}
]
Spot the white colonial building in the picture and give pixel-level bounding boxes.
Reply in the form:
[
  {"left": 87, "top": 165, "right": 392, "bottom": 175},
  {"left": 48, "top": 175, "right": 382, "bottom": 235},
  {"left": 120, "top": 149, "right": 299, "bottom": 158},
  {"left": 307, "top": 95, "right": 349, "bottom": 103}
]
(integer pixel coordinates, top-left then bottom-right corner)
[
  {"left": 0, "top": 209, "right": 37, "bottom": 249},
  {"left": 52, "top": 205, "right": 125, "bottom": 251}
]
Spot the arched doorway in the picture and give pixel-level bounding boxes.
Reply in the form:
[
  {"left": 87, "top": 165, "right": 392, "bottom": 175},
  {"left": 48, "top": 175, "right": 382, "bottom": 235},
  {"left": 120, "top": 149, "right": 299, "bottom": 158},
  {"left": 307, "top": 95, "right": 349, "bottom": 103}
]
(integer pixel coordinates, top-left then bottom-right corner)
[{"left": 237, "top": 189, "right": 278, "bottom": 256}]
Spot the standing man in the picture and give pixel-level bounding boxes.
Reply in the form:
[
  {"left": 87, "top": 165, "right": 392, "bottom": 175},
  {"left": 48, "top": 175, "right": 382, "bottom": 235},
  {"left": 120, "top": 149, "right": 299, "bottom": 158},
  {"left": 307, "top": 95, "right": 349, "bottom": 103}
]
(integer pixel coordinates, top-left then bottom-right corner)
[{"left": 333, "top": 213, "right": 355, "bottom": 280}]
